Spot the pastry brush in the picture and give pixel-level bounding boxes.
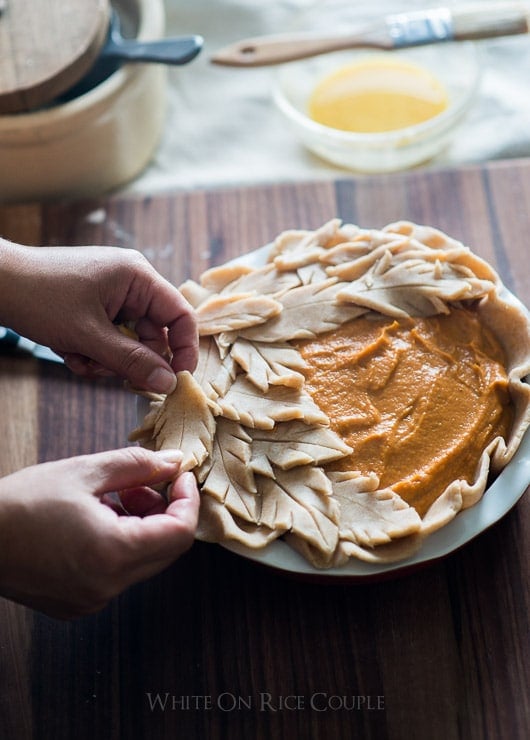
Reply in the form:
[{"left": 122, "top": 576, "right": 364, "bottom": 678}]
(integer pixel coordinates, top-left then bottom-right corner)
[{"left": 211, "top": 2, "right": 530, "bottom": 67}]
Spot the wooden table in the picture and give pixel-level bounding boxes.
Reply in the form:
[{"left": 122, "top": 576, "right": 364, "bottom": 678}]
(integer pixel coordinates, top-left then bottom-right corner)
[{"left": 1, "top": 160, "right": 529, "bottom": 740}]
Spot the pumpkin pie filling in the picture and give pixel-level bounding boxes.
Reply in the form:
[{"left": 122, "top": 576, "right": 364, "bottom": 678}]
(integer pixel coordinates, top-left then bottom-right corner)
[{"left": 296, "top": 307, "right": 513, "bottom": 516}]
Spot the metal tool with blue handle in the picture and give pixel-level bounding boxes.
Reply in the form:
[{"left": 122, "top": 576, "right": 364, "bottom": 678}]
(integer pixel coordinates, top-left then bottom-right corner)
[{"left": 0, "top": 327, "right": 64, "bottom": 364}]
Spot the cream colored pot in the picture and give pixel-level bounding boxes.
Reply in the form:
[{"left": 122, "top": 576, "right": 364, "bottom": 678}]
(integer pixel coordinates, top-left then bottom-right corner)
[{"left": 0, "top": 0, "right": 167, "bottom": 202}]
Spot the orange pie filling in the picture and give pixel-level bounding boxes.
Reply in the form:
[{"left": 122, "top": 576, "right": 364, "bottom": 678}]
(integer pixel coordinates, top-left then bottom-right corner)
[{"left": 296, "top": 307, "right": 513, "bottom": 517}]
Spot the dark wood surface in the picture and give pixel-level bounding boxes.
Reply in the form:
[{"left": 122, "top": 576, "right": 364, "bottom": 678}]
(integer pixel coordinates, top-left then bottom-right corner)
[{"left": 1, "top": 160, "right": 530, "bottom": 740}]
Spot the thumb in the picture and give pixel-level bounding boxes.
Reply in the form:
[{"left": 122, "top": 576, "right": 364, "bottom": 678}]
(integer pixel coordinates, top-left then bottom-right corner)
[
  {"left": 87, "top": 325, "right": 178, "bottom": 394},
  {"left": 79, "top": 447, "right": 184, "bottom": 497}
]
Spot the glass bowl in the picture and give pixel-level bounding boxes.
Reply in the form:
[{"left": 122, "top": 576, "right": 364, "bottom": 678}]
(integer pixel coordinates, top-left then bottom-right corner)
[{"left": 272, "top": 0, "right": 482, "bottom": 173}]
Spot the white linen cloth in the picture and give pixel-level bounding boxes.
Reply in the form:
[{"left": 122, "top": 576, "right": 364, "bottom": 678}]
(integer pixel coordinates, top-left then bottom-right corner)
[{"left": 128, "top": 0, "right": 530, "bottom": 194}]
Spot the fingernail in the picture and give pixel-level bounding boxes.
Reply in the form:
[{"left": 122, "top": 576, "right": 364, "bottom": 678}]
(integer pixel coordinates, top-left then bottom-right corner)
[
  {"left": 146, "top": 367, "right": 177, "bottom": 394},
  {"left": 155, "top": 449, "right": 183, "bottom": 464}
]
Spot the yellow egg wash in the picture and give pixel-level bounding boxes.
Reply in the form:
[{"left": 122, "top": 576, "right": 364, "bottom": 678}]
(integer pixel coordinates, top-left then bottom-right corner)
[{"left": 308, "top": 56, "right": 449, "bottom": 133}]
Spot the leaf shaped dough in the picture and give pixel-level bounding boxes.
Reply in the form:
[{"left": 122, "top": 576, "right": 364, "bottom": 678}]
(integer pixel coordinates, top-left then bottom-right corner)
[
  {"left": 327, "top": 222, "right": 364, "bottom": 246},
  {"left": 269, "top": 219, "right": 342, "bottom": 270},
  {"left": 323, "top": 532, "right": 424, "bottom": 566},
  {"left": 128, "top": 399, "right": 163, "bottom": 444},
  {"left": 201, "top": 419, "right": 260, "bottom": 523},
  {"left": 336, "top": 255, "right": 495, "bottom": 317},
  {"left": 200, "top": 263, "right": 254, "bottom": 292},
  {"left": 319, "top": 240, "right": 374, "bottom": 267},
  {"left": 330, "top": 475, "right": 422, "bottom": 547},
  {"left": 257, "top": 466, "right": 339, "bottom": 555},
  {"left": 196, "top": 494, "right": 281, "bottom": 548},
  {"left": 202, "top": 419, "right": 254, "bottom": 495},
  {"left": 325, "top": 240, "right": 413, "bottom": 280},
  {"left": 230, "top": 339, "right": 307, "bottom": 391},
  {"left": 321, "top": 226, "right": 419, "bottom": 266},
  {"left": 220, "top": 263, "right": 301, "bottom": 297},
  {"left": 217, "top": 376, "right": 329, "bottom": 429},
  {"left": 383, "top": 220, "right": 465, "bottom": 251},
  {"left": 250, "top": 420, "right": 352, "bottom": 470},
  {"left": 239, "top": 279, "right": 366, "bottom": 343},
  {"left": 195, "top": 337, "right": 235, "bottom": 402},
  {"left": 196, "top": 292, "right": 283, "bottom": 335},
  {"left": 178, "top": 279, "right": 212, "bottom": 308},
  {"left": 297, "top": 261, "right": 330, "bottom": 285},
  {"left": 153, "top": 371, "right": 216, "bottom": 471}
]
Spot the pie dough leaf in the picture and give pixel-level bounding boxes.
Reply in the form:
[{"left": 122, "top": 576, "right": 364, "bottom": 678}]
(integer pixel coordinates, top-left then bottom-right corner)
[
  {"left": 249, "top": 450, "right": 275, "bottom": 478},
  {"left": 285, "top": 530, "right": 423, "bottom": 567},
  {"left": 178, "top": 279, "right": 212, "bottom": 309},
  {"left": 258, "top": 466, "right": 339, "bottom": 555},
  {"left": 240, "top": 279, "right": 367, "bottom": 343},
  {"left": 336, "top": 255, "right": 495, "bottom": 317},
  {"left": 201, "top": 418, "right": 259, "bottom": 523},
  {"left": 297, "top": 261, "right": 330, "bottom": 285},
  {"left": 200, "top": 263, "right": 255, "bottom": 292},
  {"left": 322, "top": 225, "right": 428, "bottom": 268},
  {"left": 197, "top": 292, "right": 283, "bottom": 335},
  {"left": 196, "top": 494, "right": 281, "bottom": 548},
  {"left": 320, "top": 240, "right": 376, "bottom": 268},
  {"left": 195, "top": 337, "right": 236, "bottom": 403},
  {"left": 330, "top": 475, "right": 422, "bottom": 547},
  {"left": 332, "top": 222, "right": 364, "bottom": 244},
  {"left": 328, "top": 533, "right": 424, "bottom": 566},
  {"left": 250, "top": 420, "right": 352, "bottom": 469},
  {"left": 230, "top": 339, "right": 307, "bottom": 392},
  {"left": 383, "top": 220, "right": 467, "bottom": 251},
  {"left": 476, "top": 290, "right": 530, "bottom": 463},
  {"left": 217, "top": 376, "right": 329, "bottom": 429},
  {"left": 153, "top": 371, "right": 216, "bottom": 471},
  {"left": 220, "top": 263, "right": 301, "bottom": 297},
  {"left": 420, "top": 438, "right": 500, "bottom": 535},
  {"left": 420, "top": 486, "right": 463, "bottom": 535},
  {"left": 128, "top": 399, "right": 164, "bottom": 444},
  {"left": 325, "top": 239, "right": 412, "bottom": 280},
  {"left": 269, "top": 219, "right": 341, "bottom": 270}
]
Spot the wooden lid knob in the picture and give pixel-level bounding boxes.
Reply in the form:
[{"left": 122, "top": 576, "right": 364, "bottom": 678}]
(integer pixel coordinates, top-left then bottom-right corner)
[{"left": 0, "top": 0, "right": 110, "bottom": 114}]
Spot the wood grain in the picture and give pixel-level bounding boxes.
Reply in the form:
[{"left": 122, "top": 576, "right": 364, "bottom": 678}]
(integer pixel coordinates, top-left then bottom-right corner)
[
  {"left": 0, "top": 0, "right": 109, "bottom": 113},
  {"left": 0, "top": 159, "right": 529, "bottom": 740}
]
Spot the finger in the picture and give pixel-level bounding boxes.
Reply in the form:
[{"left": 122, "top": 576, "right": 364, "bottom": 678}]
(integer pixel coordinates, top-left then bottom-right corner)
[
  {"left": 115, "top": 273, "right": 199, "bottom": 374},
  {"left": 63, "top": 353, "right": 91, "bottom": 376},
  {"left": 86, "top": 325, "right": 179, "bottom": 394},
  {"left": 101, "top": 492, "right": 127, "bottom": 513},
  {"left": 168, "top": 470, "right": 200, "bottom": 508},
  {"left": 118, "top": 486, "right": 167, "bottom": 517},
  {"left": 115, "top": 472, "right": 199, "bottom": 570},
  {"left": 134, "top": 317, "right": 171, "bottom": 360},
  {"left": 79, "top": 447, "right": 183, "bottom": 498},
  {"left": 167, "top": 310, "right": 199, "bottom": 374},
  {"left": 64, "top": 353, "right": 116, "bottom": 378}
]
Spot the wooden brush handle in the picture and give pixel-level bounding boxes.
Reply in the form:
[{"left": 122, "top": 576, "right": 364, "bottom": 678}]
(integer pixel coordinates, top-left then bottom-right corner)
[
  {"left": 210, "top": 2, "right": 530, "bottom": 68},
  {"left": 453, "top": 2, "right": 530, "bottom": 41},
  {"left": 210, "top": 29, "right": 384, "bottom": 68}
]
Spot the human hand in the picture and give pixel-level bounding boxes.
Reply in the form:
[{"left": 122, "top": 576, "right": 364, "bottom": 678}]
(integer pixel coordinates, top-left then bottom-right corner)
[
  {"left": 0, "top": 447, "right": 199, "bottom": 619},
  {"left": 0, "top": 240, "right": 198, "bottom": 394}
]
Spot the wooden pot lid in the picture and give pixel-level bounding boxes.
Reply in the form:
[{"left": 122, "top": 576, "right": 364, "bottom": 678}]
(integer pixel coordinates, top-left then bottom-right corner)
[{"left": 0, "top": 0, "right": 110, "bottom": 114}]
